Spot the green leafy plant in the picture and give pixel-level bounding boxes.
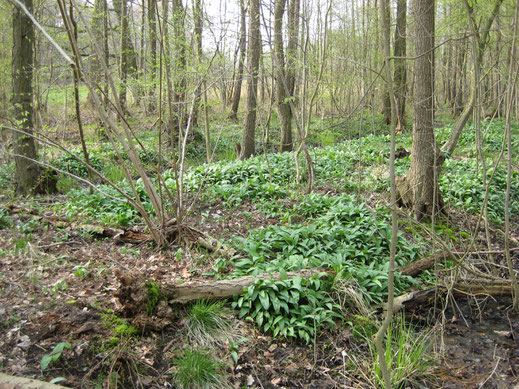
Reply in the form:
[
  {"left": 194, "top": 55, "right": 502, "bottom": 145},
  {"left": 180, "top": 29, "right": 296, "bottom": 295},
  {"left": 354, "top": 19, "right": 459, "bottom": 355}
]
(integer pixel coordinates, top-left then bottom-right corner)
[
  {"left": 172, "top": 349, "right": 229, "bottom": 389},
  {"left": 232, "top": 273, "right": 342, "bottom": 344},
  {"left": 0, "top": 208, "right": 13, "bottom": 229},
  {"left": 228, "top": 337, "right": 249, "bottom": 364},
  {"left": 41, "top": 342, "right": 71, "bottom": 372}
]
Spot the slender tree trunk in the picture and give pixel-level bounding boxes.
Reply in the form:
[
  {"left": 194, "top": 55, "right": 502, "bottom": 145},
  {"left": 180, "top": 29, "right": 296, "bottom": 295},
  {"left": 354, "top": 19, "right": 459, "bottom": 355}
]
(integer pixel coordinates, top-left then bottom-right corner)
[
  {"left": 274, "top": 0, "right": 293, "bottom": 152},
  {"left": 397, "top": 0, "right": 441, "bottom": 220},
  {"left": 148, "top": 0, "right": 157, "bottom": 113},
  {"left": 171, "top": 0, "right": 187, "bottom": 144},
  {"left": 240, "top": 0, "right": 261, "bottom": 159},
  {"left": 393, "top": 0, "right": 407, "bottom": 131},
  {"left": 69, "top": 1, "right": 92, "bottom": 191},
  {"left": 229, "top": 0, "right": 247, "bottom": 121},
  {"left": 12, "top": 0, "right": 51, "bottom": 195},
  {"left": 381, "top": 1, "right": 391, "bottom": 125},
  {"left": 192, "top": 0, "right": 203, "bottom": 127},
  {"left": 442, "top": 0, "right": 504, "bottom": 156},
  {"left": 119, "top": 0, "right": 130, "bottom": 113},
  {"left": 89, "top": 0, "right": 105, "bottom": 106}
]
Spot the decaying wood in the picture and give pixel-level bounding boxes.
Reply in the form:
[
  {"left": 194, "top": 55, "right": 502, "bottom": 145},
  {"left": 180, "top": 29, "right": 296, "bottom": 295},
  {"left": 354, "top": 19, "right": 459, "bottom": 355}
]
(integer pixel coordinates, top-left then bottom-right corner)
[
  {"left": 392, "top": 281, "right": 515, "bottom": 313},
  {"left": 398, "top": 251, "right": 452, "bottom": 276},
  {"left": 115, "top": 268, "right": 332, "bottom": 317},
  {"left": 0, "top": 373, "right": 67, "bottom": 389}
]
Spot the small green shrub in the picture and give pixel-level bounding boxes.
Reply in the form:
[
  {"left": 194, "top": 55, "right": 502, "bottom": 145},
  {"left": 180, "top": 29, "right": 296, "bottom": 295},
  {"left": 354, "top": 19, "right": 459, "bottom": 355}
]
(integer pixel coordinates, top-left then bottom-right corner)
[
  {"left": 172, "top": 349, "right": 228, "bottom": 389},
  {"left": 232, "top": 273, "right": 341, "bottom": 344},
  {"left": 54, "top": 151, "right": 104, "bottom": 178}
]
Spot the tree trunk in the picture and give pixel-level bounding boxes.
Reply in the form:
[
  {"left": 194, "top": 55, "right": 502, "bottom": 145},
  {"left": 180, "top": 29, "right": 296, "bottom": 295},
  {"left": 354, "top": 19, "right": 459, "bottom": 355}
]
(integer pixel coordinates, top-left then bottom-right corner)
[
  {"left": 12, "top": 0, "right": 55, "bottom": 195},
  {"left": 393, "top": 0, "right": 407, "bottom": 132},
  {"left": 171, "top": 0, "right": 187, "bottom": 146},
  {"left": 192, "top": 0, "right": 203, "bottom": 127},
  {"left": 397, "top": 0, "right": 442, "bottom": 221},
  {"left": 229, "top": 0, "right": 247, "bottom": 121},
  {"left": 240, "top": 0, "right": 261, "bottom": 159},
  {"left": 381, "top": 2, "right": 391, "bottom": 126},
  {"left": 88, "top": 0, "right": 105, "bottom": 106},
  {"left": 274, "top": 0, "right": 293, "bottom": 152},
  {"left": 147, "top": 0, "right": 157, "bottom": 113},
  {"left": 119, "top": 0, "right": 130, "bottom": 113}
]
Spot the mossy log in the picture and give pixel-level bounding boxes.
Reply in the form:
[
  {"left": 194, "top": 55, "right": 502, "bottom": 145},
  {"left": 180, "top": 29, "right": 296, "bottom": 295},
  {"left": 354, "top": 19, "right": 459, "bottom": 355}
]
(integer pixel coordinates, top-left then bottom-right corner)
[{"left": 115, "top": 268, "right": 332, "bottom": 317}]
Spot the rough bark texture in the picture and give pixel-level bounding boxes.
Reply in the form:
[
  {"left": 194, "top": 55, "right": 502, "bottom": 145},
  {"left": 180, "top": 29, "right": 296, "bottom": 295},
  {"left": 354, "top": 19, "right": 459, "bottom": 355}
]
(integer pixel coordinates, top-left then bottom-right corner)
[
  {"left": 398, "top": 0, "right": 442, "bottom": 220},
  {"left": 12, "top": 0, "right": 55, "bottom": 195},
  {"left": 229, "top": 0, "right": 247, "bottom": 120},
  {"left": 393, "top": 0, "right": 407, "bottom": 131},
  {"left": 240, "top": 0, "right": 261, "bottom": 159},
  {"left": 398, "top": 251, "right": 451, "bottom": 276}
]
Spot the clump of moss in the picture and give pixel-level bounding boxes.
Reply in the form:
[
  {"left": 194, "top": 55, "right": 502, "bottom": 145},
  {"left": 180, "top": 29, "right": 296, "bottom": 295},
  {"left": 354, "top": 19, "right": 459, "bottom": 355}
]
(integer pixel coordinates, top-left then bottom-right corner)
[
  {"left": 146, "top": 281, "right": 160, "bottom": 315},
  {"left": 115, "top": 324, "right": 140, "bottom": 337},
  {"left": 350, "top": 314, "right": 377, "bottom": 340}
]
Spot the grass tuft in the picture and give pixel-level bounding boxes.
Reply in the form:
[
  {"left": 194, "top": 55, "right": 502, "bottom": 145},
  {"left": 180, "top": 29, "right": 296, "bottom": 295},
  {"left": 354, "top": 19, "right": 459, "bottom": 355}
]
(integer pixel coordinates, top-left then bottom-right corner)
[
  {"left": 368, "top": 314, "right": 435, "bottom": 388},
  {"left": 172, "top": 349, "right": 228, "bottom": 389},
  {"left": 186, "top": 300, "right": 232, "bottom": 345}
]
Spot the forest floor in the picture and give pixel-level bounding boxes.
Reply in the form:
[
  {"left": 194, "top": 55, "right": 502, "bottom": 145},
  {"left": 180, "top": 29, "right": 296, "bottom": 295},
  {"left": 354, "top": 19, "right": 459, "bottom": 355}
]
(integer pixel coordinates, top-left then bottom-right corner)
[
  {"left": 1, "top": 119, "right": 519, "bottom": 388},
  {"left": 1, "top": 192, "right": 519, "bottom": 388}
]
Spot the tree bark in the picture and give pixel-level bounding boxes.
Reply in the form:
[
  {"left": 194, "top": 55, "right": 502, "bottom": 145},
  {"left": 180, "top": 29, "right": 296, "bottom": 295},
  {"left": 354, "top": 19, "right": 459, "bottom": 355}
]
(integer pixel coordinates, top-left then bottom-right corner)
[
  {"left": 147, "top": 0, "right": 157, "bottom": 113},
  {"left": 192, "top": 0, "right": 203, "bottom": 127},
  {"left": 12, "top": 0, "right": 54, "bottom": 195},
  {"left": 398, "top": 0, "right": 441, "bottom": 220},
  {"left": 393, "top": 0, "right": 407, "bottom": 132},
  {"left": 119, "top": 0, "right": 130, "bottom": 113},
  {"left": 240, "top": 0, "right": 261, "bottom": 159},
  {"left": 229, "top": 0, "right": 247, "bottom": 121},
  {"left": 88, "top": 0, "right": 105, "bottom": 107},
  {"left": 273, "top": 0, "right": 292, "bottom": 152},
  {"left": 171, "top": 0, "right": 187, "bottom": 146}
]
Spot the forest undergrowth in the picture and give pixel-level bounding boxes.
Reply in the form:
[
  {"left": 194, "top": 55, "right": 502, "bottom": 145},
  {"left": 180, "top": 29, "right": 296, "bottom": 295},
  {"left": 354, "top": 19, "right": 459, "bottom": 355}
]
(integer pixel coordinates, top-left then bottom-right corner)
[{"left": 0, "top": 118, "right": 518, "bottom": 388}]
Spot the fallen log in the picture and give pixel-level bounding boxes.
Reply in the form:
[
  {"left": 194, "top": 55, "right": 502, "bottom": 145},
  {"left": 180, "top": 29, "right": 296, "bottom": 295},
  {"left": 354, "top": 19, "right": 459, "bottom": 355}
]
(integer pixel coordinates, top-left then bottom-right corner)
[
  {"left": 115, "top": 268, "right": 332, "bottom": 317},
  {"left": 0, "top": 373, "right": 68, "bottom": 389},
  {"left": 392, "top": 282, "right": 515, "bottom": 313},
  {"left": 398, "top": 252, "right": 452, "bottom": 277},
  {"left": 398, "top": 248, "right": 519, "bottom": 277}
]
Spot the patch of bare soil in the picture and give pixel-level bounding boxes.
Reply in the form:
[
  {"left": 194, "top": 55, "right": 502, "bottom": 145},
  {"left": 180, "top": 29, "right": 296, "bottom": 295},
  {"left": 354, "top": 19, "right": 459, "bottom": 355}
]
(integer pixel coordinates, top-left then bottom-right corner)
[{"left": 435, "top": 296, "right": 519, "bottom": 388}]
